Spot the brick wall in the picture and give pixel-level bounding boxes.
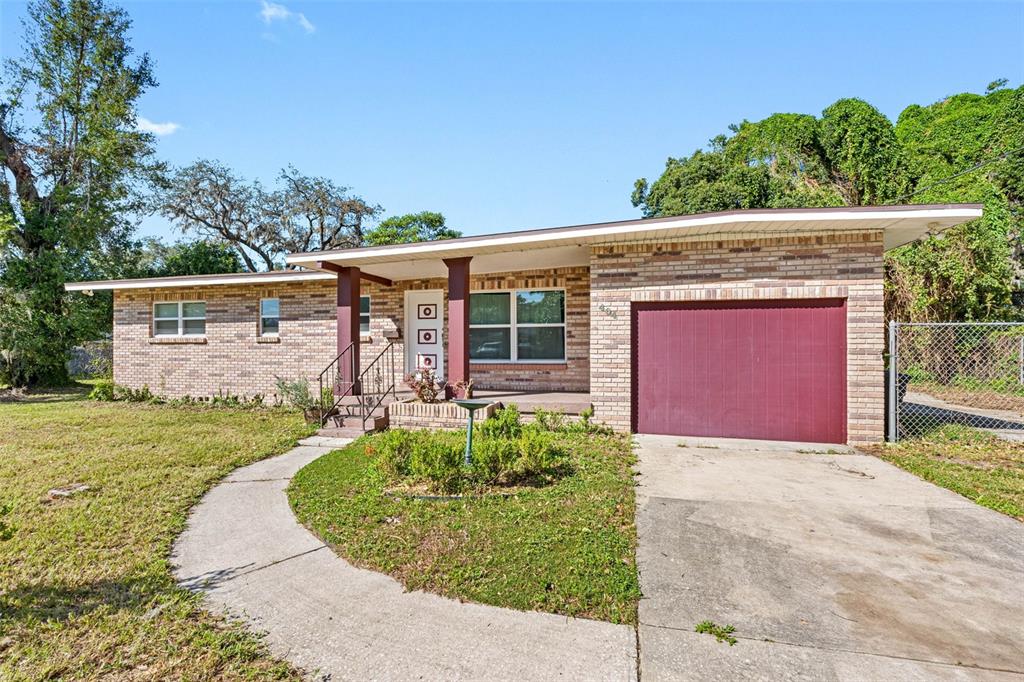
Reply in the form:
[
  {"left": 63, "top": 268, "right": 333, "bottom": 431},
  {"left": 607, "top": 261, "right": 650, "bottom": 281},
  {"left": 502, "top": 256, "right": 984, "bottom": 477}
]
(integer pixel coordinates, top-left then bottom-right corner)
[
  {"left": 588, "top": 232, "right": 885, "bottom": 444},
  {"left": 112, "top": 265, "right": 590, "bottom": 400},
  {"left": 114, "top": 279, "right": 339, "bottom": 400},
  {"left": 388, "top": 400, "right": 498, "bottom": 430}
]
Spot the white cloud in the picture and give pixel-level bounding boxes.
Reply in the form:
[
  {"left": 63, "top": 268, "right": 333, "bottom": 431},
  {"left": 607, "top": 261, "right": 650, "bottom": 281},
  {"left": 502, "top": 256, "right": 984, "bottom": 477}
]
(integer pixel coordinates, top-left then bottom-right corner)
[
  {"left": 260, "top": 1, "right": 315, "bottom": 34},
  {"left": 137, "top": 117, "right": 180, "bottom": 136}
]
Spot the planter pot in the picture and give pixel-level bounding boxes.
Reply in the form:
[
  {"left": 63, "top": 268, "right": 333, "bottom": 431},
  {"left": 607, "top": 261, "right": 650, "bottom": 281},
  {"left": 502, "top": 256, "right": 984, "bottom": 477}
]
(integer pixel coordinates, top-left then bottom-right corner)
[{"left": 388, "top": 399, "right": 497, "bottom": 431}]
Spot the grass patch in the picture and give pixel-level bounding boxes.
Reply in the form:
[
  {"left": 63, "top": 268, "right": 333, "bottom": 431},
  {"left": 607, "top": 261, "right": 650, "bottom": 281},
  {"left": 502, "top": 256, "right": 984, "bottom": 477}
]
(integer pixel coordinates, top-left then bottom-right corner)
[
  {"left": 865, "top": 424, "right": 1024, "bottom": 520},
  {"left": 695, "top": 620, "right": 737, "bottom": 645},
  {"left": 0, "top": 384, "right": 313, "bottom": 679},
  {"left": 288, "top": 430, "right": 640, "bottom": 624}
]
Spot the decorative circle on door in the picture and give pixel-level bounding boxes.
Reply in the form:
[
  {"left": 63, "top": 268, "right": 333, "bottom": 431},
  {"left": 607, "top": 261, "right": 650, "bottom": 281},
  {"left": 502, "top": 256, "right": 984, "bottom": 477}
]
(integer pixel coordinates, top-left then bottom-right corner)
[
  {"left": 417, "top": 353, "right": 437, "bottom": 369},
  {"left": 418, "top": 329, "right": 436, "bottom": 344},
  {"left": 417, "top": 303, "right": 438, "bottom": 320}
]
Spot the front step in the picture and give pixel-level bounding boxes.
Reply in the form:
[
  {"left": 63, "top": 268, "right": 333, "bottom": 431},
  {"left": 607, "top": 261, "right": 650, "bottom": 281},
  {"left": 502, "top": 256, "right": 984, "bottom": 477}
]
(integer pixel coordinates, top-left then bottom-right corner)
[
  {"left": 333, "top": 413, "right": 388, "bottom": 431},
  {"left": 316, "top": 426, "right": 370, "bottom": 440},
  {"left": 319, "top": 407, "right": 388, "bottom": 439}
]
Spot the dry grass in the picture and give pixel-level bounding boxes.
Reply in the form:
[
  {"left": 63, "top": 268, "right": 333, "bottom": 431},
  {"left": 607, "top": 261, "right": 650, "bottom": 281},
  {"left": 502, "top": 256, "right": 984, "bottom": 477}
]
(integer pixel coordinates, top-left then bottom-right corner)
[{"left": 0, "top": 385, "right": 313, "bottom": 680}]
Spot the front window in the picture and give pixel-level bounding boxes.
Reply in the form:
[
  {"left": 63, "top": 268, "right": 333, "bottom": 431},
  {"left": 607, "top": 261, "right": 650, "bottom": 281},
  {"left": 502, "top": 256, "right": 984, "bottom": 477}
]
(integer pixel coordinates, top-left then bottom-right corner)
[
  {"left": 469, "top": 290, "right": 565, "bottom": 362},
  {"left": 154, "top": 301, "right": 206, "bottom": 337},
  {"left": 360, "top": 295, "right": 371, "bottom": 334},
  {"left": 260, "top": 298, "right": 280, "bottom": 336}
]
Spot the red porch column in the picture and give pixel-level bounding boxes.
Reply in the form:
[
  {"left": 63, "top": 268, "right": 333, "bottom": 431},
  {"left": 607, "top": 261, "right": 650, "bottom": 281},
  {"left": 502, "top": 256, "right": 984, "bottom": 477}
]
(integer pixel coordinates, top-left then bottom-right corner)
[
  {"left": 444, "top": 257, "right": 472, "bottom": 397},
  {"left": 336, "top": 266, "right": 361, "bottom": 392}
]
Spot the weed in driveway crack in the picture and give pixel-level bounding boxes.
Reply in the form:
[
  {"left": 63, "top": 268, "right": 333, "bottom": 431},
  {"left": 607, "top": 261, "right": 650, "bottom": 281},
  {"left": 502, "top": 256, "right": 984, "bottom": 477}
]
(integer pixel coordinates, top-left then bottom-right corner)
[{"left": 695, "top": 620, "right": 737, "bottom": 645}]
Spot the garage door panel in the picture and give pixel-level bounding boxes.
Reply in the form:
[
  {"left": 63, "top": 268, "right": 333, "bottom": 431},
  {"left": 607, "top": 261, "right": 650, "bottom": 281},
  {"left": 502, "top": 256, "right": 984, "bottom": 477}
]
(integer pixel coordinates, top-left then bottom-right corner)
[{"left": 633, "top": 299, "right": 846, "bottom": 443}]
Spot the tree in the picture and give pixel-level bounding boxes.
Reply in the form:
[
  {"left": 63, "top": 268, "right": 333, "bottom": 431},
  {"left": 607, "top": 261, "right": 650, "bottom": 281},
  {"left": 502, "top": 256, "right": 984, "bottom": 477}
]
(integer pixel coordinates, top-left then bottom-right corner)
[
  {"left": 632, "top": 85, "right": 1023, "bottom": 322},
  {"left": 157, "top": 240, "right": 243, "bottom": 277},
  {"left": 0, "top": 0, "right": 160, "bottom": 386},
  {"left": 887, "top": 85, "right": 1022, "bottom": 321},
  {"left": 363, "top": 211, "right": 461, "bottom": 246},
  {"left": 160, "top": 161, "right": 380, "bottom": 271}
]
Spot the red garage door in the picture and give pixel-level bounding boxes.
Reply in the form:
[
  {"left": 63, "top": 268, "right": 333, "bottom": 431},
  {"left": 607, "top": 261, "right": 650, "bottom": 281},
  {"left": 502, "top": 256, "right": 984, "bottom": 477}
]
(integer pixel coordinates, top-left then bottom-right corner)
[{"left": 633, "top": 299, "right": 847, "bottom": 443}]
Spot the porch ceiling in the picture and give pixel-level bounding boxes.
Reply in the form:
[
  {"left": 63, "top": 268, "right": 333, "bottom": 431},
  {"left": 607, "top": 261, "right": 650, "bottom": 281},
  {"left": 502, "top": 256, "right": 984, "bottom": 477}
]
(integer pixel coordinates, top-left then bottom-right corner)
[{"left": 286, "top": 204, "right": 983, "bottom": 281}]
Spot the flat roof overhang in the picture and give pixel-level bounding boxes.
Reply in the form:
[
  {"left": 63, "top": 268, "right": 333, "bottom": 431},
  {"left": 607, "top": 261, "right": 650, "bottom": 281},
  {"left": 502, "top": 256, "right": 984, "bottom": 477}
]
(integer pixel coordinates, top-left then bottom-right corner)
[
  {"left": 285, "top": 204, "right": 983, "bottom": 282},
  {"left": 65, "top": 204, "right": 982, "bottom": 291}
]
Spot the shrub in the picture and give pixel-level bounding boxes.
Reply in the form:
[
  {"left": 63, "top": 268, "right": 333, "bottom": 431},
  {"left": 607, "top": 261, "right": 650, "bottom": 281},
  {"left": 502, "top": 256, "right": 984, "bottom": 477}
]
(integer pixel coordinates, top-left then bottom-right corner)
[
  {"left": 373, "top": 420, "right": 571, "bottom": 494},
  {"left": 471, "top": 436, "right": 520, "bottom": 483},
  {"left": 88, "top": 379, "right": 115, "bottom": 401},
  {"left": 275, "top": 377, "right": 317, "bottom": 412},
  {"left": 117, "top": 384, "right": 156, "bottom": 403},
  {"left": 532, "top": 407, "right": 567, "bottom": 432},
  {"left": 479, "top": 404, "right": 522, "bottom": 440},
  {"left": 516, "top": 428, "right": 567, "bottom": 476},
  {"left": 375, "top": 429, "right": 416, "bottom": 479},
  {"left": 568, "top": 406, "right": 614, "bottom": 435},
  {"left": 407, "top": 431, "right": 464, "bottom": 493}
]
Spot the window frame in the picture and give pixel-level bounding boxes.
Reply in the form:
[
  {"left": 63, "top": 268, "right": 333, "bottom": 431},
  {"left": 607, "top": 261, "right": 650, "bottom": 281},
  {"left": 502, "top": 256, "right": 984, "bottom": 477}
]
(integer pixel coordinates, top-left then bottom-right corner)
[
  {"left": 360, "top": 295, "right": 371, "bottom": 334},
  {"left": 259, "top": 298, "right": 280, "bottom": 337},
  {"left": 153, "top": 300, "right": 206, "bottom": 337},
  {"left": 468, "top": 288, "right": 566, "bottom": 364}
]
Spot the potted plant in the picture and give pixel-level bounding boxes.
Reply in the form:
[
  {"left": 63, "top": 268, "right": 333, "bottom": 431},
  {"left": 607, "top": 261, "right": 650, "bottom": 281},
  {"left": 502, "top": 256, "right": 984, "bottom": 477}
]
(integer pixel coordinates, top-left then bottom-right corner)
[{"left": 404, "top": 367, "right": 446, "bottom": 403}]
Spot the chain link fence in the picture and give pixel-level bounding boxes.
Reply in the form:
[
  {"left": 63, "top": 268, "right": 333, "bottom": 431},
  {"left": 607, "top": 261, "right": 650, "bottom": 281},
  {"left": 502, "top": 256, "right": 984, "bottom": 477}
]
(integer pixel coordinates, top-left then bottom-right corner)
[{"left": 888, "top": 322, "right": 1024, "bottom": 441}]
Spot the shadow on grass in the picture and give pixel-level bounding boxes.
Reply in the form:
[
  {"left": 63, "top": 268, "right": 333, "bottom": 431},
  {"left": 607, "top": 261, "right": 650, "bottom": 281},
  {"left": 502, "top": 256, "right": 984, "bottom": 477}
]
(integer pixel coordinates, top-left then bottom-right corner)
[
  {"left": 0, "top": 563, "right": 256, "bottom": 625},
  {"left": 0, "top": 576, "right": 161, "bottom": 624},
  {"left": 0, "top": 383, "right": 92, "bottom": 404},
  {"left": 899, "top": 402, "right": 1024, "bottom": 439}
]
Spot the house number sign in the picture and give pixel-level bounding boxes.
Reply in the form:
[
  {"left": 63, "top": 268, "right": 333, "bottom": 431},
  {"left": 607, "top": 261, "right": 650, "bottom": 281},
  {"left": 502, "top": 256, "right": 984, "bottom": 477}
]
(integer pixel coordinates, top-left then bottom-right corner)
[{"left": 598, "top": 303, "right": 618, "bottom": 320}]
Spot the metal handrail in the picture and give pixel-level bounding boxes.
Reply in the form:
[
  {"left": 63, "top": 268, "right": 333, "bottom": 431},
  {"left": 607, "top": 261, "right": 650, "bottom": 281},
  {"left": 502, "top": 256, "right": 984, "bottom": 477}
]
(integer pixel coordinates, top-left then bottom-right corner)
[
  {"left": 356, "top": 342, "right": 397, "bottom": 431},
  {"left": 317, "top": 342, "right": 356, "bottom": 426}
]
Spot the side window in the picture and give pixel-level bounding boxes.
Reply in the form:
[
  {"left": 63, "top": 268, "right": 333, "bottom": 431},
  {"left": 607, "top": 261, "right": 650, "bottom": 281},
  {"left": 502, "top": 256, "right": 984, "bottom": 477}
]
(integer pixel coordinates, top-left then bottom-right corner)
[
  {"left": 153, "top": 301, "right": 206, "bottom": 336},
  {"left": 360, "top": 295, "right": 370, "bottom": 334},
  {"left": 260, "top": 298, "right": 280, "bottom": 336}
]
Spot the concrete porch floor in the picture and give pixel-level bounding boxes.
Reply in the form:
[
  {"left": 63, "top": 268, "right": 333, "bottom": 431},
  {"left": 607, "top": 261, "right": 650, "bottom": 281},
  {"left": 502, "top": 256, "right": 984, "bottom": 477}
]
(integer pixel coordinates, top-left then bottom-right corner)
[{"left": 472, "top": 389, "right": 592, "bottom": 414}]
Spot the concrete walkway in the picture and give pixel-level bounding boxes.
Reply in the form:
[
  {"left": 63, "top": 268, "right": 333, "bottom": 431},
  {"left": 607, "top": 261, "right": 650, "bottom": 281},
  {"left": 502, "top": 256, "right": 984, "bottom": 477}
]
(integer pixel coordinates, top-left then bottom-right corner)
[
  {"left": 634, "top": 434, "right": 1024, "bottom": 681},
  {"left": 172, "top": 439, "right": 637, "bottom": 680}
]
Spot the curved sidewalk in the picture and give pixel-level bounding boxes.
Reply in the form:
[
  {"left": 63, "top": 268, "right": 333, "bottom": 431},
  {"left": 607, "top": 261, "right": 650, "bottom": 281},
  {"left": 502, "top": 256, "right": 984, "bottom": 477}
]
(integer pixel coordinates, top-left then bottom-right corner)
[{"left": 171, "top": 439, "right": 637, "bottom": 680}]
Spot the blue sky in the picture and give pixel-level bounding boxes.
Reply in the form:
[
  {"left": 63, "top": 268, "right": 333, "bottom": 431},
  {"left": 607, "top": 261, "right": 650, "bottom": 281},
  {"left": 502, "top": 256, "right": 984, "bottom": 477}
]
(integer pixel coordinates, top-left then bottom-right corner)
[{"left": 2, "top": 1, "right": 1022, "bottom": 241}]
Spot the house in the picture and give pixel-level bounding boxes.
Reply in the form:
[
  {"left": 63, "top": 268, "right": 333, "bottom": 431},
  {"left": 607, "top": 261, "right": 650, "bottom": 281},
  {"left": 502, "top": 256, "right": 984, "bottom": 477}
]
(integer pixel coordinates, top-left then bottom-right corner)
[{"left": 65, "top": 204, "right": 982, "bottom": 445}]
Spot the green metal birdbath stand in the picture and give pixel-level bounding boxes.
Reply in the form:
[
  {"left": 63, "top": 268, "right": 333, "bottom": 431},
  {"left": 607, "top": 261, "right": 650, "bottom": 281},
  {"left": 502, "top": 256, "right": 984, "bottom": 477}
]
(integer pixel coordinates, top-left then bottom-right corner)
[{"left": 453, "top": 399, "right": 491, "bottom": 466}]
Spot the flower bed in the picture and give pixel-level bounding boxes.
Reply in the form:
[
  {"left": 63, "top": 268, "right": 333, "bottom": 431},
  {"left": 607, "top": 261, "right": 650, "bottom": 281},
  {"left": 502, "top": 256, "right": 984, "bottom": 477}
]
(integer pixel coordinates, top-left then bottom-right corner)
[{"left": 388, "top": 399, "right": 498, "bottom": 430}]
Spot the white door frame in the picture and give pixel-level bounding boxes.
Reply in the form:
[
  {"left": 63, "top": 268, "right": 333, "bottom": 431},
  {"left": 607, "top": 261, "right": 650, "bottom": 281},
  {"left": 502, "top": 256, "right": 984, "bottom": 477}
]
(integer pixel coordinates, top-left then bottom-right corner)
[{"left": 404, "top": 289, "right": 445, "bottom": 377}]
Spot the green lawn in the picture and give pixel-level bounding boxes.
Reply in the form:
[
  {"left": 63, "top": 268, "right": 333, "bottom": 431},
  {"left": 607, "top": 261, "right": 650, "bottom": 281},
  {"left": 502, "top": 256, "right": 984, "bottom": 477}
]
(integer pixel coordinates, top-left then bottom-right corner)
[
  {"left": 288, "top": 432, "right": 640, "bottom": 624},
  {"left": 0, "top": 386, "right": 313, "bottom": 680},
  {"left": 869, "top": 424, "right": 1024, "bottom": 520}
]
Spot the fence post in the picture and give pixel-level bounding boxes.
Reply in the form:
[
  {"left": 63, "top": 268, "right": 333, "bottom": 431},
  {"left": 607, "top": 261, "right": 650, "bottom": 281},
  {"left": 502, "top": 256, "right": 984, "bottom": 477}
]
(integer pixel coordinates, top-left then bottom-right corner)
[{"left": 887, "top": 320, "right": 898, "bottom": 442}]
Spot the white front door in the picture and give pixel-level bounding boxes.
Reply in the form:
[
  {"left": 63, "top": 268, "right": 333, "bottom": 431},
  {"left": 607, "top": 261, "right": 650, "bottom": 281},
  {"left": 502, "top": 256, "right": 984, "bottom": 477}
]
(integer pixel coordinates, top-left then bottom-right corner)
[{"left": 405, "top": 290, "right": 444, "bottom": 379}]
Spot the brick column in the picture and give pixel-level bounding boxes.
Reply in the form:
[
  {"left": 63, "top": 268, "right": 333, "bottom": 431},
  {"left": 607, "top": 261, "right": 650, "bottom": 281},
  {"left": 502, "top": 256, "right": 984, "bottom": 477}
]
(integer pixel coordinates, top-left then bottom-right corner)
[
  {"left": 336, "top": 266, "right": 361, "bottom": 392},
  {"left": 444, "top": 257, "right": 472, "bottom": 397}
]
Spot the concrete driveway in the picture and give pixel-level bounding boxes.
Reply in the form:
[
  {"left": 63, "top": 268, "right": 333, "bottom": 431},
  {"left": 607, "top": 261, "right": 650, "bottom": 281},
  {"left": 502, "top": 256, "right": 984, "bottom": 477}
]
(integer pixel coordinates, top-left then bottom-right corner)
[{"left": 634, "top": 434, "right": 1024, "bottom": 681}]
